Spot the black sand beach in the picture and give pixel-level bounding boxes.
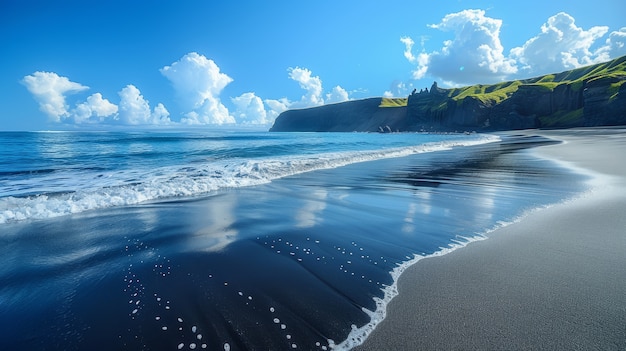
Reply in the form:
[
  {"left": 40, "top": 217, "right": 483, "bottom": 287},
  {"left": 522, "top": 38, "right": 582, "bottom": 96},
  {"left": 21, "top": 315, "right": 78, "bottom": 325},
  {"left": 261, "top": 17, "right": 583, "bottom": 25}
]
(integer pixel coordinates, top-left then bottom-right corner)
[
  {"left": 3, "top": 130, "right": 619, "bottom": 351},
  {"left": 355, "top": 128, "right": 626, "bottom": 350}
]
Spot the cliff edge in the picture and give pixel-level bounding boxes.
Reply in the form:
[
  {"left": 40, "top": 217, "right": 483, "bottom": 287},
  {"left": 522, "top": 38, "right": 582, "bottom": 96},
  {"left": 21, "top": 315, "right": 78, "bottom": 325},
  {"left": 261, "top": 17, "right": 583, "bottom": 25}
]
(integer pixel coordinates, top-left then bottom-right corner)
[{"left": 270, "top": 55, "right": 626, "bottom": 132}]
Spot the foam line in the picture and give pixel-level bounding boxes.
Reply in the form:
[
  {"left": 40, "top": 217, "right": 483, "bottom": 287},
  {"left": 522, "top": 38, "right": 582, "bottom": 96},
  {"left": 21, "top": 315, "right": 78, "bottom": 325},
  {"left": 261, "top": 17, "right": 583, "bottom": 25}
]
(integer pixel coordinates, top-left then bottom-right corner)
[
  {"left": 330, "top": 137, "right": 608, "bottom": 350},
  {"left": 328, "top": 234, "right": 488, "bottom": 350},
  {"left": 0, "top": 136, "right": 499, "bottom": 224}
]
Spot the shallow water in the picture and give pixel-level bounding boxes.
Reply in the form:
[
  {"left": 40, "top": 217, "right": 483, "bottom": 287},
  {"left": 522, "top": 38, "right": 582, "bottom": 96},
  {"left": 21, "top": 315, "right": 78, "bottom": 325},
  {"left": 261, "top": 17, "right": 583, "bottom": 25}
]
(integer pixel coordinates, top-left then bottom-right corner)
[{"left": 0, "top": 134, "right": 587, "bottom": 350}]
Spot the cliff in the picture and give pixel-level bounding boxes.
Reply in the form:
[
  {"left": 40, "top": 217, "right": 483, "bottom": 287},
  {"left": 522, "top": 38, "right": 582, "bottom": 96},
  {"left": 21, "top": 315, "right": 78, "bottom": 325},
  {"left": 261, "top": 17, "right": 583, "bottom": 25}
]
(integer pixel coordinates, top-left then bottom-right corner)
[
  {"left": 268, "top": 98, "right": 408, "bottom": 132},
  {"left": 270, "top": 55, "right": 626, "bottom": 132}
]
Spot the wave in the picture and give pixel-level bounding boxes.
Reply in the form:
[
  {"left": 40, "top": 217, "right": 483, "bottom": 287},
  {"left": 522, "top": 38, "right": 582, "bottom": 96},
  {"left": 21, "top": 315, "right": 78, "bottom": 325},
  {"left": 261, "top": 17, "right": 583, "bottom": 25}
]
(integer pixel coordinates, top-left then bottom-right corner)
[
  {"left": 329, "top": 234, "right": 488, "bottom": 350},
  {"left": 0, "top": 136, "right": 499, "bottom": 224}
]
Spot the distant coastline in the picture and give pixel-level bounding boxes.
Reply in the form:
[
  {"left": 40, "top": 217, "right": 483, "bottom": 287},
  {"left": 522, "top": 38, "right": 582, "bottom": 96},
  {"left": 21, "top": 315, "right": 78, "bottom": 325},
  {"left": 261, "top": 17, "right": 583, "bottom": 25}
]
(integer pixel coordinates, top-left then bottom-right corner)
[{"left": 270, "top": 55, "right": 626, "bottom": 133}]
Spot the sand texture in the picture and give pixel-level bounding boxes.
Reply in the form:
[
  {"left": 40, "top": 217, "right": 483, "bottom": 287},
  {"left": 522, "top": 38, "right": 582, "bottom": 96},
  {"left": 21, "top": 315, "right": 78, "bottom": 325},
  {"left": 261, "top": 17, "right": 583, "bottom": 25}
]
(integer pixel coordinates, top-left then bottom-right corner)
[{"left": 355, "top": 128, "right": 626, "bottom": 351}]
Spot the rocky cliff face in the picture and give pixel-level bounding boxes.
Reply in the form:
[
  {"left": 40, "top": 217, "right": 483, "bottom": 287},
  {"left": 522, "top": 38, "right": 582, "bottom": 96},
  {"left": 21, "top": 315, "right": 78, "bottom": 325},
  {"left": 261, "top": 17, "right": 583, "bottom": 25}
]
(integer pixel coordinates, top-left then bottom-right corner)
[
  {"left": 269, "top": 98, "right": 408, "bottom": 132},
  {"left": 270, "top": 56, "right": 626, "bottom": 132},
  {"left": 583, "top": 75, "right": 626, "bottom": 126}
]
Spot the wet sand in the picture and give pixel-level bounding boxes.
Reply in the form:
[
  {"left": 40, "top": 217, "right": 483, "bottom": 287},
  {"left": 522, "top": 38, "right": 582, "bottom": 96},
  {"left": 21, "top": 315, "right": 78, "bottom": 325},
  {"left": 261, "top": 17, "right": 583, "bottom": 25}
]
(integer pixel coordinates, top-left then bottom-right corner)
[{"left": 354, "top": 128, "right": 626, "bottom": 350}]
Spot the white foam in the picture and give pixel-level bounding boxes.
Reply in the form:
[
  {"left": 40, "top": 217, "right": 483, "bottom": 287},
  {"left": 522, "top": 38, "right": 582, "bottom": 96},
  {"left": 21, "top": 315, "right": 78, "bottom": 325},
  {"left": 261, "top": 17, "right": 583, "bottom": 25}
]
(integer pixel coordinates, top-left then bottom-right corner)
[
  {"left": 330, "top": 171, "right": 597, "bottom": 351},
  {"left": 0, "top": 135, "right": 499, "bottom": 224},
  {"left": 329, "top": 234, "right": 489, "bottom": 350}
]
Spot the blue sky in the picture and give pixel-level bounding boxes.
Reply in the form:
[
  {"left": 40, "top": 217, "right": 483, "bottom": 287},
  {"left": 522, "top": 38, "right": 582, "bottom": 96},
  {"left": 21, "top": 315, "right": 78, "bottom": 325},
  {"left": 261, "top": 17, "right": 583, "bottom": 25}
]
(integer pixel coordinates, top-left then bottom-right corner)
[{"left": 2, "top": 0, "right": 625, "bottom": 130}]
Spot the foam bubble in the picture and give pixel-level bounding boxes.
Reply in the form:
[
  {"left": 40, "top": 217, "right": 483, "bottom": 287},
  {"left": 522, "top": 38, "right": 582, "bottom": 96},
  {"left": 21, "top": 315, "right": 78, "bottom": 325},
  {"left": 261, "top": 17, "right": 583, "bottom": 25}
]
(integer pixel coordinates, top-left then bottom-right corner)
[
  {"left": 0, "top": 135, "right": 499, "bottom": 224},
  {"left": 330, "top": 234, "right": 488, "bottom": 350}
]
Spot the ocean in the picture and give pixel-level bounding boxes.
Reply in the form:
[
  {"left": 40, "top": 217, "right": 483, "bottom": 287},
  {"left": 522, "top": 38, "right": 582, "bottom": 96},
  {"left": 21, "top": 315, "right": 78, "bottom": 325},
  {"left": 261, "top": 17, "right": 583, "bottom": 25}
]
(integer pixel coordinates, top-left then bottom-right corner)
[{"left": 0, "top": 131, "right": 587, "bottom": 350}]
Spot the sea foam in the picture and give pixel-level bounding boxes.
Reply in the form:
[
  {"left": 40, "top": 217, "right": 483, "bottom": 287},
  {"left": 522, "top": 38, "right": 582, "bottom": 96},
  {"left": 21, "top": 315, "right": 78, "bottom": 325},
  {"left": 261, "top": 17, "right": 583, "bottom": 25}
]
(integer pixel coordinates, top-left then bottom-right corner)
[
  {"left": 328, "top": 234, "right": 488, "bottom": 350},
  {"left": 0, "top": 136, "right": 499, "bottom": 224}
]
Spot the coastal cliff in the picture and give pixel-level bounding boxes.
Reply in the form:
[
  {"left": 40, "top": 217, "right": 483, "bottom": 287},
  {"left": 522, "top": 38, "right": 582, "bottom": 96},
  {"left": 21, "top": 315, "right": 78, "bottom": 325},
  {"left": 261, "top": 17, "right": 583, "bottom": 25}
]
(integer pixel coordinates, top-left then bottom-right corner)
[{"left": 270, "top": 55, "right": 626, "bottom": 132}]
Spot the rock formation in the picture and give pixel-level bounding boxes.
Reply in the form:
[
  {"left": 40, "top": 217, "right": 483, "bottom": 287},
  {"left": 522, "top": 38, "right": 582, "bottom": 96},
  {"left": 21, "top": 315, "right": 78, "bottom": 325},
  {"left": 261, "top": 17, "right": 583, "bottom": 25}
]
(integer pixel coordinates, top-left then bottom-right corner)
[{"left": 270, "top": 55, "right": 626, "bottom": 132}]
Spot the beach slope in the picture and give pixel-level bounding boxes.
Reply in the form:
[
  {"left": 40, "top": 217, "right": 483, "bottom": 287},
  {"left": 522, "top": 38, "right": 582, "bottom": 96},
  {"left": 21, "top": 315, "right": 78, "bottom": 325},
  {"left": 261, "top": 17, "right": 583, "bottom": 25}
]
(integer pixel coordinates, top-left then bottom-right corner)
[{"left": 355, "top": 128, "right": 626, "bottom": 350}]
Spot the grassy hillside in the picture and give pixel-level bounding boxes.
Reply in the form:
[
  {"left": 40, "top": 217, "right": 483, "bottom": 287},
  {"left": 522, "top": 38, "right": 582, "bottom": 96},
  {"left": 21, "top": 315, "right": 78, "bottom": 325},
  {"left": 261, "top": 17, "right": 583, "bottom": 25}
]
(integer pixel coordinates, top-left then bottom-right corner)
[
  {"left": 444, "top": 55, "right": 626, "bottom": 105},
  {"left": 379, "top": 97, "right": 407, "bottom": 107},
  {"left": 274, "top": 55, "right": 626, "bottom": 132},
  {"left": 378, "top": 55, "right": 626, "bottom": 110}
]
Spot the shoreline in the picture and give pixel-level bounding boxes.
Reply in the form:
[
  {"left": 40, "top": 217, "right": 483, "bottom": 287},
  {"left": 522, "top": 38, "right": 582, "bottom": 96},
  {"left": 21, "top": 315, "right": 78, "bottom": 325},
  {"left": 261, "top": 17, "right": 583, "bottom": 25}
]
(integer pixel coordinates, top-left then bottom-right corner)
[
  {"left": 1, "top": 129, "right": 618, "bottom": 350},
  {"left": 353, "top": 128, "right": 626, "bottom": 350}
]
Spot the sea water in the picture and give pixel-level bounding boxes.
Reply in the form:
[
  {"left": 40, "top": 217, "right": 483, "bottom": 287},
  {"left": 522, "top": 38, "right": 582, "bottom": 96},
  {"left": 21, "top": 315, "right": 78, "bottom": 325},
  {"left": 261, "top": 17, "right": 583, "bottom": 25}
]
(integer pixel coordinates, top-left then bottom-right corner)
[
  {"left": 0, "top": 131, "right": 586, "bottom": 350},
  {"left": 0, "top": 131, "right": 498, "bottom": 223}
]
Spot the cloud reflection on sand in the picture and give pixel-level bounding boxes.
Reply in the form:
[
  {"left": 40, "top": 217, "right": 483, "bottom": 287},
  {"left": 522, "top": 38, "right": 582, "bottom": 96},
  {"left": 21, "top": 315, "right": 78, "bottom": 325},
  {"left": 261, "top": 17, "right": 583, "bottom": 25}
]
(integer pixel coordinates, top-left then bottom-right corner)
[
  {"left": 296, "top": 188, "right": 328, "bottom": 228},
  {"left": 187, "top": 193, "right": 239, "bottom": 252}
]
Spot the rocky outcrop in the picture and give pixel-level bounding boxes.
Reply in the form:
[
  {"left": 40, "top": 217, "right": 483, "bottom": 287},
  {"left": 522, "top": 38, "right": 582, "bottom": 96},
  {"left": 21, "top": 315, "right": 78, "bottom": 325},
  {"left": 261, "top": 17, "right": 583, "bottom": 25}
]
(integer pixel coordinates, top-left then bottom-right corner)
[
  {"left": 269, "top": 98, "right": 408, "bottom": 132},
  {"left": 270, "top": 56, "right": 626, "bottom": 132},
  {"left": 583, "top": 75, "right": 626, "bottom": 126}
]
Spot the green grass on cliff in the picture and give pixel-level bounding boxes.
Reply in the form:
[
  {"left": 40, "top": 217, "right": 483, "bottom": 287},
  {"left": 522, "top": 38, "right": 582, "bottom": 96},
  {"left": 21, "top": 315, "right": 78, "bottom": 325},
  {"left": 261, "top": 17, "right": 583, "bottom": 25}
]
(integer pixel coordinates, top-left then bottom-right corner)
[
  {"left": 539, "top": 108, "right": 584, "bottom": 127},
  {"left": 379, "top": 97, "right": 407, "bottom": 107},
  {"left": 443, "top": 55, "right": 626, "bottom": 105},
  {"left": 447, "top": 80, "right": 521, "bottom": 105}
]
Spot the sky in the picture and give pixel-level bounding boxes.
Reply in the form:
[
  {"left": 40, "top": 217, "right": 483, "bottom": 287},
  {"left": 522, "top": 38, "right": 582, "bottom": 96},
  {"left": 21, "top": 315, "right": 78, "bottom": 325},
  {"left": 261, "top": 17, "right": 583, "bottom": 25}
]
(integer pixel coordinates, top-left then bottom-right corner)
[{"left": 1, "top": 0, "right": 625, "bottom": 131}]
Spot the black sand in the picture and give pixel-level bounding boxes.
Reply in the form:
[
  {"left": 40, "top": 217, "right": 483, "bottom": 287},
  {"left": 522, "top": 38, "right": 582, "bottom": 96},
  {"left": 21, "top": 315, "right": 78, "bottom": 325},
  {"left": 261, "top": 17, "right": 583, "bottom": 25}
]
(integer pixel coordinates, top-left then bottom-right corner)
[{"left": 354, "top": 128, "right": 626, "bottom": 350}]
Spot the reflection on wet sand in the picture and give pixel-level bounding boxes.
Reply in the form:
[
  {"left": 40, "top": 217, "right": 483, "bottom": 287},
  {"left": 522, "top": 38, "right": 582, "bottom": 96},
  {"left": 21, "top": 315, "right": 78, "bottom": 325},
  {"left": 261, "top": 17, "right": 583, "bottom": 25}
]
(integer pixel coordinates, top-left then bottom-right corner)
[
  {"left": 187, "top": 193, "right": 239, "bottom": 252},
  {"left": 296, "top": 189, "right": 328, "bottom": 228}
]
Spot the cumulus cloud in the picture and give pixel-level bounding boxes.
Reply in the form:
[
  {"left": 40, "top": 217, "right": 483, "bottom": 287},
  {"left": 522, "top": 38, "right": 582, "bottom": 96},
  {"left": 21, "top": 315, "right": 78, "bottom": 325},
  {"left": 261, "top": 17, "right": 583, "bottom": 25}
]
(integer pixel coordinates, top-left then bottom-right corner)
[
  {"left": 283, "top": 66, "right": 351, "bottom": 109},
  {"left": 264, "top": 98, "right": 290, "bottom": 121},
  {"left": 21, "top": 71, "right": 89, "bottom": 121},
  {"left": 23, "top": 55, "right": 354, "bottom": 128},
  {"left": 383, "top": 80, "right": 413, "bottom": 98},
  {"left": 73, "top": 93, "right": 118, "bottom": 123},
  {"left": 403, "top": 10, "right": 625, "bottom": 85},
  {"left": 161, "top": 52, "right": 235, "bottom": 125},
  {"left": 21, "top": 71, "right": 173, "bottom": 126},
  {"left": 596, "top": 27, "right": 626, "bottom": 61},
  {"left": 231, "top": 92, "right": 268, "bottom": 124},
  {"left": 325, "top": 86, "right": 349, "bottom": 104},
  {"left": 426, "top": 9, "right": 517, "bottom": 84},
  {"left": 118, "top": 85, "right": 171, "bottom": 125},
  {"left": 511, "top": 12, "right": 609, "bottom": 74},
  {"left": 400, "top": 36, "right": 417, "bottom": 63},
  {"left": 401, "top": 36, "right": 429, "bottom": 79},
  {"left": 287, "top": 67, "right": 325, "bottom": 108}
]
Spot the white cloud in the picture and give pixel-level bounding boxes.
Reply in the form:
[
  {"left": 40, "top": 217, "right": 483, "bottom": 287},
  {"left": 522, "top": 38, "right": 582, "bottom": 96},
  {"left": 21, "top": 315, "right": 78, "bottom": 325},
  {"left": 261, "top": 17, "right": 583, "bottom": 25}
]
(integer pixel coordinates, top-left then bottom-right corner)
[
  {"left": 152, "top": 103, "right": 171, "bottom": 124},
  {"left": 591, "top": 27, "right": 626, "bottom": 64},
  {"left": 161, "top": 52, "right": 234, "bottom": 125},
  {"left": 325, "top": 86, "right": 349, "bottom": 104},
  {"left": 423, "top": 9, "right": 517, "bottom": 84},
  {"left": 21, "top": 71, "right": 89, "bottom": 121},
  {"left": 401, "top": 36, "right": 417, "bottom": 63},
  {"left": 118, "top": 85, "right": 171, "bottom": 125},
  {"left": 73, "top": 93, "right": 118, "bottom": 123},
  {"left": 231, "top": 92, "right": 269, "bottom": 124},
  {"left": 283, "top": 67, "right": 351, "bottom": 109},
  {"left": 86, "top": 93, "right": 118, "bottom": 117},
  {"left": 21, "top": 71, "right": 173, "bottom": 126},
  {"left": 404, "top": 10, "right": 624, "bottom": 85},
  {"left": 287, "top": 67, "right": 324, "bottom": 108},
  {"left": 510, "top": 12, "right": 609, "bottom": 74},
  {"left": 401, "top": 36, "right": 430, "bottom": 79},
  {"left": 605, "top": 28, "right": 626, "bottom": 57},
  {"left": 264, "top": 98, "right": 290, "bottom": 121},
  {"left": 384, "top": 80, "right": 413, "bottom": 98}
]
